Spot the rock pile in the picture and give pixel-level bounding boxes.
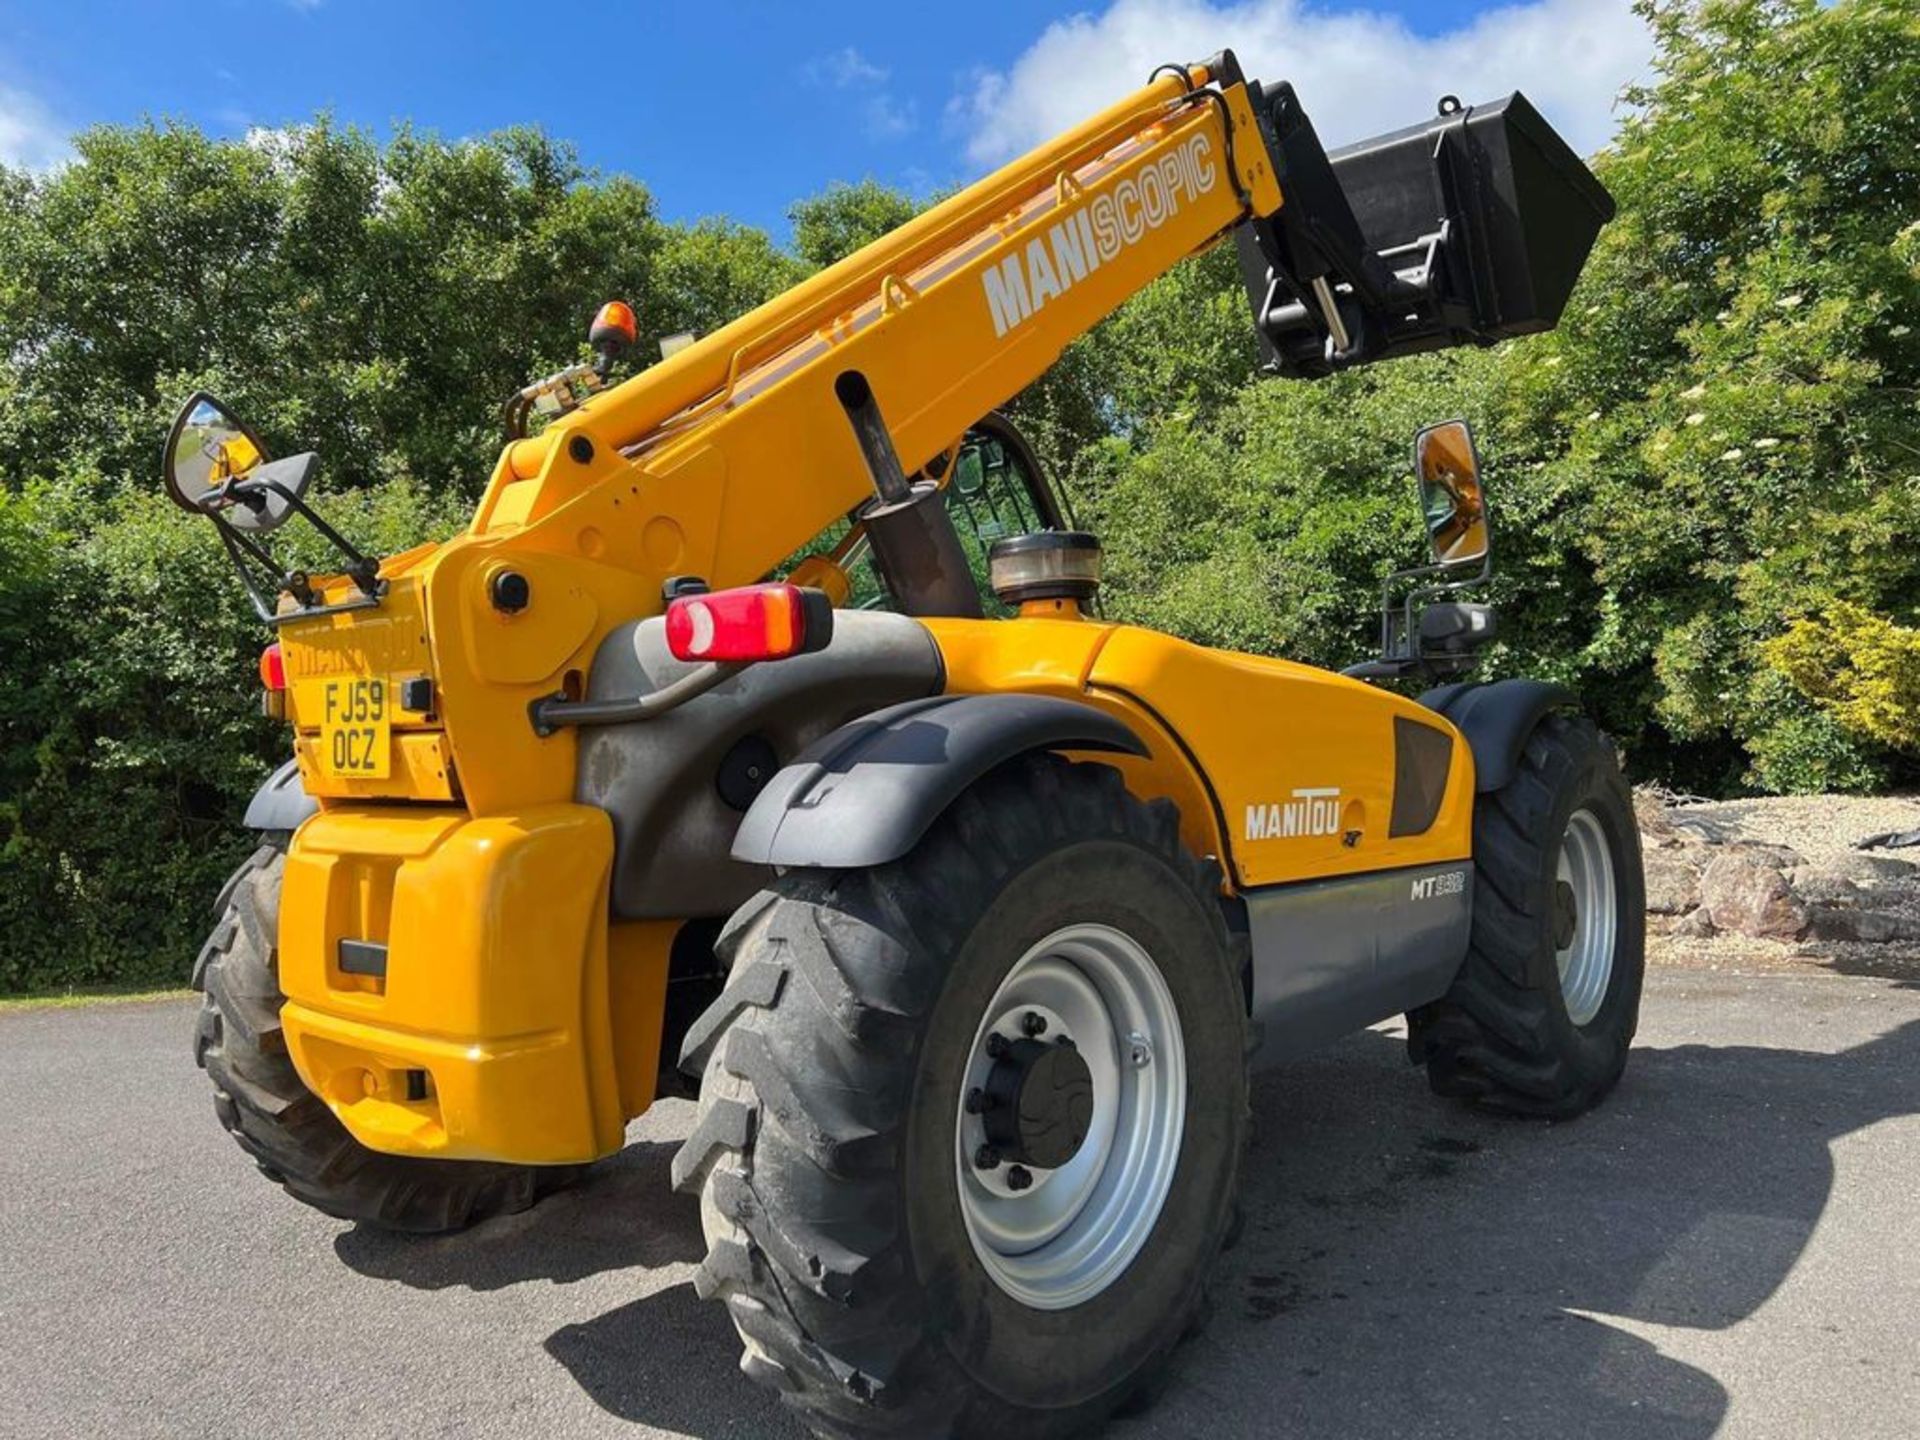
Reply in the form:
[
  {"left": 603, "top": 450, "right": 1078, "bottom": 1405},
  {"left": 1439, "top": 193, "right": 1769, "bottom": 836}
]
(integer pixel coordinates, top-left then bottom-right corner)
[{"left": 1638, "top": 797, "right": 1920, "bottom": 944}]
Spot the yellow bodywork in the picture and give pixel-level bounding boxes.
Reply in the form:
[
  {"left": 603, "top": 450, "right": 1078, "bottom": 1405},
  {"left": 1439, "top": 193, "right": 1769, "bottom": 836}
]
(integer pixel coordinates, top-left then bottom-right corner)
[
  {"left": 265, "top": 62, "right": 1466, "bottom": 1165},
  {"left": 927, "top": 616, "right": 1475, "bottom": 888}
]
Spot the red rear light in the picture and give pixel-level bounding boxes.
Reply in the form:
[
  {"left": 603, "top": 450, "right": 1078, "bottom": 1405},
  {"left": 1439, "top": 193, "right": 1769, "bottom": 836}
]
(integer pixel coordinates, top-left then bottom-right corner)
[
  {"left": 259, "top": 642, "right": 287, "bottom": 692},
  {"left": 665, "top": 583, "right": 833, "bottom": 663}
]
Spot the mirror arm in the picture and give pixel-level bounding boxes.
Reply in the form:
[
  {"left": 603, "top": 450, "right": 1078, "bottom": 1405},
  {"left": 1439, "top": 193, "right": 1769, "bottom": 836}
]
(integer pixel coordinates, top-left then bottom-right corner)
[
  {"left": 208, "top": 488, "right": 383, "bottom": 620},
  {"left": 1402, "top": 553, "right": 1491, "bottom": 636},
  {"left": 1368, "top": 547, "right": 1493, "bottom": 673},
  {"left": 232, "top": 477, "right": 383, "bottom": 598},
  {"left": 214, "top": 517, "right": 383, "bottom": 625},
  {"left": 209, "top": 517, "right": 288, "bottom": 625}
]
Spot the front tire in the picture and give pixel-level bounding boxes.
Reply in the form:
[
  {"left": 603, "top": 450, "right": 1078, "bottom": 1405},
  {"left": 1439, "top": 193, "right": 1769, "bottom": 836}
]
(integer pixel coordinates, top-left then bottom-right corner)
[
  {"left": 672, "top": 756, "right": 1248, "bottom": 1439},
  {"left": 1411, "top": 713, "right": 1646, "bottom": 1117},
  {"left": 192, "top": 840, "right": 582, "bottom": 1232}
]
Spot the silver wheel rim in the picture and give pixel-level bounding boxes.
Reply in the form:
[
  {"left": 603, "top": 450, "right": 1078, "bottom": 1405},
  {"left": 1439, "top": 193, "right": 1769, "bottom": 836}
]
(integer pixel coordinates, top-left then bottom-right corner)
[
  {"left": 1556, "top": 808, "right": 1618, "bottom": 1026},
  {"left": 955, "top": 923, "right": 1186, "bottom": 1311}
]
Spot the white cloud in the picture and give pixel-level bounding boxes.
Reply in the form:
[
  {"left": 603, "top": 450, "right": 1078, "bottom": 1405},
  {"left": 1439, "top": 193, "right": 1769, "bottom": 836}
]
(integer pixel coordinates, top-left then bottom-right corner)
[
  {"left": 955, "top": 0, "right": 1652, "bottom": 166},
  {"left": 864, "top": 94, "right": 918, "bottom": 141},
  {"left": 805, "top": 45, "right": 917, "bottom": 141},
  {"left": 804, "top": 46, "right": 890, "bottom": 89},
  {"left": 0, "top": 82, "right": 72, "bottom": 171}
]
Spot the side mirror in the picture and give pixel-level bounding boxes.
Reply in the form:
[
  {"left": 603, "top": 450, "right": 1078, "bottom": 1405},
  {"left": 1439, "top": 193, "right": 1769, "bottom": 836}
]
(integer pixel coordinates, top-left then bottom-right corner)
[
  {"left": 163, "top": 392, "right": 313, "bottom": 534},
  {"left": 1414, "top": 419, "right": 1489, "bottom": 567}
]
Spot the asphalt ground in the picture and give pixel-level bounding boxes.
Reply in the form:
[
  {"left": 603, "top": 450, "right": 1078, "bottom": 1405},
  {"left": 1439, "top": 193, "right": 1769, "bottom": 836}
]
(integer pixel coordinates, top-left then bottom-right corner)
[{"left": 3, "top": 967, "right": 1916, "bottom": 1439}]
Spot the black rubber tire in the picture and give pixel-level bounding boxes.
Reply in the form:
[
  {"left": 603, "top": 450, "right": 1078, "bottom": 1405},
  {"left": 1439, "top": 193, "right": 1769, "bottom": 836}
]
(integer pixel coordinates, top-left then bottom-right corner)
[
  {"left": 1410, "top": 713, "right": 1646, "bottom": 1118},
  {"left": 671, "top": 756, "right": 1249, "bottom": 1440},
  {"left": 191, "top": 839, "right": 583, "bottom": 1232}
]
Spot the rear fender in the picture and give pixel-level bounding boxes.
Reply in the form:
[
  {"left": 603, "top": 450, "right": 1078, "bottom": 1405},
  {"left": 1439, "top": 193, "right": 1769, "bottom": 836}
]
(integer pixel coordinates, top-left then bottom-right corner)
[
  {"left": 245, "top": 757, "right": 319, "bottom": 832},
  {"left": 731, "top": 694, "right": 1148, "bottom": 870}
]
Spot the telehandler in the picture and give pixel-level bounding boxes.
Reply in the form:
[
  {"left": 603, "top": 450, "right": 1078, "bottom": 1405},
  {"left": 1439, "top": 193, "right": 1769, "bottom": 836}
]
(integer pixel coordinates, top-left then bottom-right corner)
[{"left": 171, "top": 49, "right": 1640, "bottom": 1439}]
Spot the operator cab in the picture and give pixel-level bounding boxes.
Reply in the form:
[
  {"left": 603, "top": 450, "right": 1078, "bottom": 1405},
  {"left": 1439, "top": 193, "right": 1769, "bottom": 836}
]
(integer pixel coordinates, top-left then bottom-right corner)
[{"left": 1344, "top": 419, "right": 1499, "bottom": 683}]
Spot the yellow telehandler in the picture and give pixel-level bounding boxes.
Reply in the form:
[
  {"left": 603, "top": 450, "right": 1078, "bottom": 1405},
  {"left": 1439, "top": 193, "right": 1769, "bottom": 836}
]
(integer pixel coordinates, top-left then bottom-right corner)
[{"left": 168, "top": 50, "right": 1637, "bottom": 1438}]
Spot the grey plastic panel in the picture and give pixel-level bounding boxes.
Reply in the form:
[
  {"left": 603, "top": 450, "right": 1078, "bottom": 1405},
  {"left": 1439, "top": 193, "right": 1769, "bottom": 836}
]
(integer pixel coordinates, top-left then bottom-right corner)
[
  {"left": 1388, "top": 715, "right": 1454, "bottom": 837},
  {"left": 732, "top": 693, "right": 1148, "bottom": 870},
  {"left": 578, "top": 610, "right": 942, "bottom": 920},
  {"left": 243, "top": 757, "right": 318, "bottom": 832},
  {"left": 1246, "top": 860, "right": 1472, "bottom": 1068}
]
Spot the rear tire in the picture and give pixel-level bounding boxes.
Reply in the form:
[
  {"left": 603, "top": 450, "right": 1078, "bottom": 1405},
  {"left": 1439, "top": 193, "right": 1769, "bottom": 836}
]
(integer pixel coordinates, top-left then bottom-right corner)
[
  {"left": 672, "top": 756, "right": 1249, "bottom": 1439},
  {"left": 1411, "top": 713, "right": 1645, "bottom": 1117},
  {"left": 192, "top": 839, "right": 582, "bottom": 1233}
]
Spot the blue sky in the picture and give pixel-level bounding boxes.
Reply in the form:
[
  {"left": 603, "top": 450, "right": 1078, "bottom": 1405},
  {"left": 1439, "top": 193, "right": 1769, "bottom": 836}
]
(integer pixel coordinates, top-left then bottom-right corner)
[{"left": 0, "top": 0, "right": 1651, "bottom": 238}]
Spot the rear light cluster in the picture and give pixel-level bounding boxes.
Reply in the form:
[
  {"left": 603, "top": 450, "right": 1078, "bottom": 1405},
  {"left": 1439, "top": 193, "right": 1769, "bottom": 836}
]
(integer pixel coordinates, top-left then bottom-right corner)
[
  {"left": 259, "top": 642, "right": 288, "bottom": 722},
  {"left": 665, "top": 583, "right": 834, "bottom": 663}
]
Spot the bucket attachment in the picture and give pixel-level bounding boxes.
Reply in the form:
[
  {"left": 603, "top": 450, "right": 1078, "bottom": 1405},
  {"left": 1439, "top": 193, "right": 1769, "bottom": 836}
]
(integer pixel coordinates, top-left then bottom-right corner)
[{"left": 1234, "top": 79, "right": 1615, "bottom": 378}]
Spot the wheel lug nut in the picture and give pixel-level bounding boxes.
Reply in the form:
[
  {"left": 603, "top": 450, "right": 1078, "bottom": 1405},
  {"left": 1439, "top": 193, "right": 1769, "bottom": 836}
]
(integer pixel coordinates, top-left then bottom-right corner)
[
  {"left": 974, "top": 1145, "right": 1001, "bottom": 1170},
  {"left": 965, "top": 1087, "right": 991, "bottom": 1114},
  {"left": 1006, "top": 1165, "right": 1033, "bottom": 1192},
  {"left": 1021, "top": 1011, "right": 1047, "bottom": 1037},
  {"left": 985, "top": 1033, "right": 1010, "bottom": 1059},
  {"left": 1055, "top": 1035, "right": 1076, "bottom": 1052}
]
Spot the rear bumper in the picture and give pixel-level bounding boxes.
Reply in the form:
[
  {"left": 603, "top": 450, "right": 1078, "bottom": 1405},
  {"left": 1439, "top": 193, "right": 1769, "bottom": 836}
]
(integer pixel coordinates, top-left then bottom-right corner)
[{"left": 277, "top": 804, "right": 627, "bottom": 1164}]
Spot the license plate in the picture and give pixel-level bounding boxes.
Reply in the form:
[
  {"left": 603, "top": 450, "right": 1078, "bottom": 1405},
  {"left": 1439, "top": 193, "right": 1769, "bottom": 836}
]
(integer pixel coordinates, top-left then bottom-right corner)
[{"left": 318, "top": 677, "right": 391, "bottom": 778}]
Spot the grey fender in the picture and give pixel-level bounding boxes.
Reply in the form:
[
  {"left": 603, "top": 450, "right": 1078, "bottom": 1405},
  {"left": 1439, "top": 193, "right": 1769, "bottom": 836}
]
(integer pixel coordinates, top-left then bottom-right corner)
[
  {"left": 731, "top": 694, "right": 1149, "bottom": 870},
  {"left": 244, "top": 757, "right": 318, "bottom": 832},
  {"left": 1420, "top": 678, "right": 1576, "bottom": 793}
]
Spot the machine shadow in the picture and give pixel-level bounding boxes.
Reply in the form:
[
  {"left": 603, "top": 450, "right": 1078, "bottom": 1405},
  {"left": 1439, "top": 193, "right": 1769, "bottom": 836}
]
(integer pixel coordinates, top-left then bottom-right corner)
[
  {"left": 333, "top": 1139, "right": 704, "bottom": 1292},
  {"left": 1160, "top": 1010, "right": 1920, "bottom": 1439},
  {"left": 548, "top": 1278, "right": 810, "bottom": 1438},
  {"left": 544, "top": 1009, "right": 1919, "bottom": 1438}
]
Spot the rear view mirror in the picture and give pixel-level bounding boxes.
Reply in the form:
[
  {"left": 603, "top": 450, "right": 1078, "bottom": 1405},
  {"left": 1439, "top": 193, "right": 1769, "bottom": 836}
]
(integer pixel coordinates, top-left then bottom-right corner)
[
  {"left": 166, "top": 393, "right": 262, "bottom": 508},
  {"left": 163, "top": 392, "right": 313, "bottom": 533},
  {"left": 1414, "top": 420, "right": 1489, "bottom": 567}
]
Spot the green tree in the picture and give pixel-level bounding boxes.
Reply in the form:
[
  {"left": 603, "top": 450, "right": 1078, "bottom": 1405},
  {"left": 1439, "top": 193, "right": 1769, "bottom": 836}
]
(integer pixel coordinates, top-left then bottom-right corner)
[
  {"left": 788, "top": 179, "right": 920, "bottom": 268},
  {"left": 1528, "top": 0, "right": 1920, "bottom": 790},
  {"left": 0, "top": 478, "right": 460, "bottom": 991},
  {"left": 0, "top": 120, "right": 807, "bottom": 500}
]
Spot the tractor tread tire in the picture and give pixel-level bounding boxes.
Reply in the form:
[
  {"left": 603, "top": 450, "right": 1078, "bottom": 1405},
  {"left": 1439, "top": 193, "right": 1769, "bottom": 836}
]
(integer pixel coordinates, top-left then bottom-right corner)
[
  {"left": 1412, "top": 713, "right": 1645, "bottom": 1118},
  {"left": 193, "top": 839, "right": 582, "bottom": 1233},
  {"left": 674, "top": 755, "right": 1247, "bottom": 1440}
]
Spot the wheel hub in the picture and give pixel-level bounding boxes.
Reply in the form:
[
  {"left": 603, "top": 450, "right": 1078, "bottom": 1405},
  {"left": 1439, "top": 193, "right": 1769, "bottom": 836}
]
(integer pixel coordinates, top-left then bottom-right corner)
[
  {"left": 1552, "top": 878, "right": 1578, "bottom": 950},
  {"left": 955, "top": 925, "right": 1187, "bottom": 1311},
  {"left": 979, "top": 1035, "right": 1095, "bottom": 1170},
  {"left": 1555, "top": 807, "right": 1618, "bottom": 1027}
]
